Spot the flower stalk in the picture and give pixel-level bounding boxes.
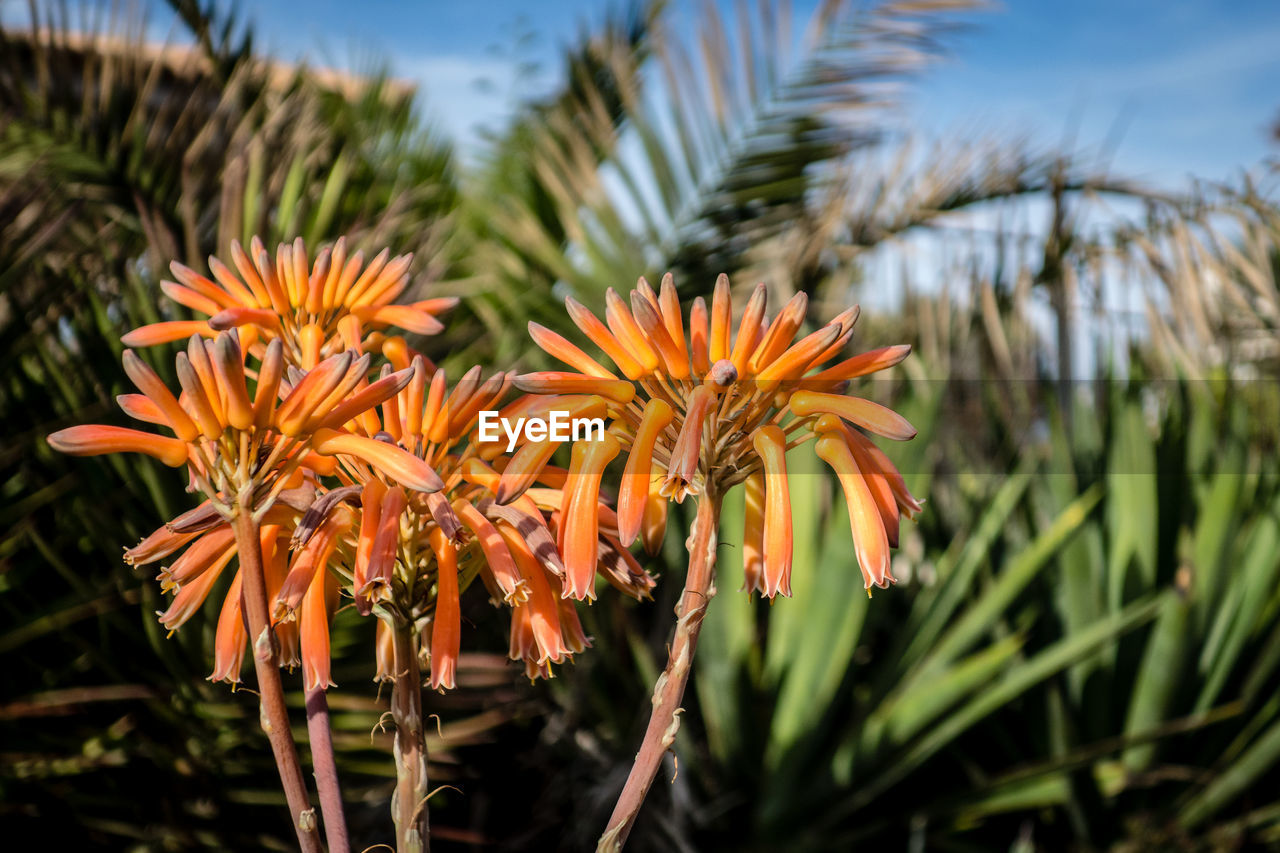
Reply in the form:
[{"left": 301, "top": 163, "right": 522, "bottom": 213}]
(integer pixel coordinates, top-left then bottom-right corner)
[
  {"left": 391, "top": 618, "right": 430, "bottom": 853},
  {"left": 231, "top": 510, "right": 322, "bottom": 853},
  {"left": 599, "top": 486, "right": 722, "bottom": 851},
  {"left": 305, "top": 685, "right": 350, "bottom": 852}
]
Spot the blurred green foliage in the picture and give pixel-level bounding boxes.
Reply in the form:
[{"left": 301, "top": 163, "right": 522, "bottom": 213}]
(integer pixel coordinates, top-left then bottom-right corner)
[{"left": 3, "top": 1, "right": 1279, "bottom": 850}]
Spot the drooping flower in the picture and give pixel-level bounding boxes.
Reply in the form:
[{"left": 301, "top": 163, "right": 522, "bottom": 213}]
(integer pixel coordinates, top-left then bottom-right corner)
[
  {"left": 126, "top": 512, "right": 306, "bottom": 686},
  {"left": 521, "top": 273, "right": 922, "bottom": 593},
  {"left": 121, "top": 236, "right": 457, "bottom": 370},
  {"left": 48, "top": 330, "right": 442, "bottom": 682},
  {"left": 290, "top": 355, "right": 654, "bottom": 689}
]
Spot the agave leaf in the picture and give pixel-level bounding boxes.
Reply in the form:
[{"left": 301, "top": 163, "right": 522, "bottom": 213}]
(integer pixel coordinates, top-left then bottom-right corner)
[{"left": 839, "top": 591, "right": 1164, "bottom": 817}]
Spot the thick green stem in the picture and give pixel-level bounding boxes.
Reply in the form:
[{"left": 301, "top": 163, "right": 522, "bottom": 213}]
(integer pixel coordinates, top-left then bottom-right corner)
[
  {"left": 391, "top": 619, "right": 430, "bottom": 853},
  {"left": 599, "top": 489, "right": 722, "bottom": 851},
  {"left": 231, "top": 511, "right": 322, "bottom": 853}
]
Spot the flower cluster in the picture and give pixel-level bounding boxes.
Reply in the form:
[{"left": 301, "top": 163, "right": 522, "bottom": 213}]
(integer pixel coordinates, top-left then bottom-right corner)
[
  {"left": 122, "top": 236, "right": 456, "bottom": 368},
  {"left": 48, "top": 239, "right": 922, "bottom": 851},
  {"left": 521, "top": 273, "right": 922, "bottom": 595},
  {"left": 48, "top": 239, "right": 628, "bottom": 693}
]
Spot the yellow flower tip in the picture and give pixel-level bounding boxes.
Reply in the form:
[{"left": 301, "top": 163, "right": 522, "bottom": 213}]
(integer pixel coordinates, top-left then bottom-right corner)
[
  {"left": 812, "top": 413, "right": 843, "bottom": 434},
  {"left": 48, "top": 425, "right": 189, "bottom": 467},
  {"left": 298, "top": 323, "right": 325, "bottom": 370},
  {"left": 640, "top": 475, "right": 668, "bottom": 556}
]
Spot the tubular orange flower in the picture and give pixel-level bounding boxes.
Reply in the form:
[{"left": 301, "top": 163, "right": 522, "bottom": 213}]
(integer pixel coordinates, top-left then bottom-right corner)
[
  {"left": 617, "top": 400, "right": 674, "bottom": 547},
  {"left": 530, "top": 274, "right": 921, "bottom": 598},
  {"left": 742, "top": 471, "right": 766, "bottom": 595},
  {"left": 48, "top": 327, "right": 441, "bottom": 765},
  {"left": 560, "top": 432, "right": 622, "bottom": 600},
  {"left": 53, "top": 332, "right": 434, "bottom": 528},
  {"left": 126, "top": 505, "right": 304, "bottom": 684},
  {"left": 47, "top": 425, "right": 189, "bottom": 467},
  {"left": 290, "top": 356, "right": 653, "bottom": 692},
  {"left": 427, "top": 526, "right": 460, "bottom": 691},
  {"left": 50, "top": 240, "right": 468, "bottom": 851},
  {"left": 529, "top": 273, "right": 923, "bottom": 848},
  {"left": 815, "top": 432, "right": 893, "bottom": 589},
  {"left": 122, "top": 236, "right": 457, "bottom": 370},
  {"left": 752, "top": 425, "right": 794, "bottom": 598}
]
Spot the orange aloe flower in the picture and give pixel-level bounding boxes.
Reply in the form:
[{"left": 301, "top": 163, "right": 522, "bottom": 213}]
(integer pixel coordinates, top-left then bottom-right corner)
[
  {"left": 122, "top": 236, "right": 457, "bottom": 370},
  {"left": 535, "top": 275, "right": 924, "bottom": 848},
  {"left": 523, "top": 273, "right": 922, "bottom": 594},
  {"left": 291, "top": 354, "right": 654, "bottom": 689},
  {"left": 48, "top": 330, "right": 442, "bottom": 681},
  {"left": 49, "top": 331, "right": 441, "bottom": 517},
  {"left": 126, "top": 511, "right": 305, "bottom": 685}
]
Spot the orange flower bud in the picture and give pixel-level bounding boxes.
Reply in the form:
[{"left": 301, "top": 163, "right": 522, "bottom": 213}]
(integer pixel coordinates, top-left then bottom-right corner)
[
  {"left": 428, "top": 527, "right": 460, "bottom": 691},
  {"left": 48, "top": 425, "right": 189, "bottom": 467},
  {"left": 561, "top": 432, "right": 621, "bottom": 599},
  {"left": 617, "top": 399, "right": 674, "bottom": 546},
  {"left": 788, "top": 391, "right": 917, "bottom": 440},
  {"left": 752, "top": 425, "right": 793, "bottom": 598},
  {"left": 311, "top": 429, "right": 444, "bottom": 493}
]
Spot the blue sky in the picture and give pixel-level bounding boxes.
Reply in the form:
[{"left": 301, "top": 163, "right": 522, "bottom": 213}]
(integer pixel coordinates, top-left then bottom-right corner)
[
  {"left": 5, "top": 0, "right": 1275, "bottom": 184},
  {"left": 210, "top": 0, "right": 1279, "bottom": 186}
]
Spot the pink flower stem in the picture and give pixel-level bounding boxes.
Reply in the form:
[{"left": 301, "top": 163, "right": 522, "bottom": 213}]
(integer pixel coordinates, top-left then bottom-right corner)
[{"left": 599, "top": 488, "right": 722, "bottom": 850}]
